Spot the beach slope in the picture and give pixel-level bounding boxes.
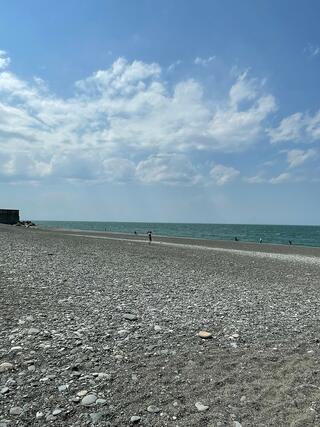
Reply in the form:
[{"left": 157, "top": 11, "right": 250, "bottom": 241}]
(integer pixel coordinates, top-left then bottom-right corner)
[{"left": 1, "top": 225, "right": 320, "bottom": 426}]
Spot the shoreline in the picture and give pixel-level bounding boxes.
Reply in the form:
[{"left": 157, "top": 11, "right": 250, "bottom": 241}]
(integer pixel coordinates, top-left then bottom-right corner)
[{"left": 30, "top": 224, "right": 320, "bottom": 257}]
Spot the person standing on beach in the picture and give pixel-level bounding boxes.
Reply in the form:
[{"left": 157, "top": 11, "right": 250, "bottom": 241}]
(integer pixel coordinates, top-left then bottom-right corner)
[
  {"left": 147, "top": 231, "right": 152, "bottom": 244},
  {"left": 259, "top": 238, "right": 262, "bottom": 244}
]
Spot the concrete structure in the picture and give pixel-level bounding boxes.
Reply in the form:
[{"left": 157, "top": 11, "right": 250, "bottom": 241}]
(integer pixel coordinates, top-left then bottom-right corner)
[{"left": 0, "top": 209, "right": 20, "bottom": 225}]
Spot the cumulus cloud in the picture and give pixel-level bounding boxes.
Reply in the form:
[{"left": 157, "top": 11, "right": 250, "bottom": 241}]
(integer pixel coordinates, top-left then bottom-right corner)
[
  {"left": 0, "top": 55, "right": 277, "bottom": 184},
  {"left": 210, "top": 164, "right": 240, "bottom": 185}
]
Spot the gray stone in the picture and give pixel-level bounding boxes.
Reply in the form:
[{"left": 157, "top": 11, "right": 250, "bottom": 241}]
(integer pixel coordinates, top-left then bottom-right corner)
[
  {"left": 233, "top": 422, "right": 242, "bottom": 427},
  {"left": 0, "top": 387, "right": 9, "bottom": 394},
  {"left": 81, "top": 394, "right": 97, "bottom": 406},
  {"left": 0, "top": 362, "right": 13, "bottom": 373},
  {"left": 36, "top": 411, "right": 44, "bottom": 419},
  {"left": 96, "top": 398, "right": 107, "bottom": 405},
  {"left": 195, "top": 402, "right": 209, "bottom": 412},
  {"left": 130, "top": 415, "right": 141, "bottom": 423},
  {"left": 28, "top": 327, "right": 40, "bottom": 335},
  {"left": 58, "top": 384, "right": 68, "bottom": 392},
  {"left": 10, "top": 406, "right": 23, "bottom": 415},
  {"left": 123, "top": 313, "right": 138, "bottom": 321},
  {"left": 52, "top": 409, "right": 62, "bottom": 416},
  {"left": 147, "top": 405, "right": 160, "bottom": 413},
  {"left": 9, "top": 346, "right": 23, "bottom": 353},
  {"left": 90, "top": 412, "right": 106, "bottom": 423}
]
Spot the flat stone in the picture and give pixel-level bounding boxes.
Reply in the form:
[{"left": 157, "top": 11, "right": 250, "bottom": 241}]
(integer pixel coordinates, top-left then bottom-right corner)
[
  {"left": 52, "top": 409, "right": 62, "bottom": 416},
  {"left": 195, "top": 402, "right": 209, "bottom": 412},
  {"left": 28, "top": 327, "right": 40, "bottom": 335},
  {"left": 77, "top": 389, "right": 88, "bottom": 397},
  {"left": 147, "top": 405, "right": 160, "bottom": 413},
  {"left": 1, "top": 387, "right": 9, "bottom": 394},
  {"left": 198, "top": 331, "right": 212, "bottom": 339},
  {"left": 154, "top": 325, "right": 162, "bottom": 331},
  {"left": 81, "top": 394, "right": 97, "bottom": 406},
  {"left": 130, "top": 415, "right": 141, "bottom": 423},
  {"left": 233, "top": 422, "right": 242, "bottom": 427},
  {"left": 10, "top": 406, "right": 23, "bottom": 415},
  {"left": 123, "top": 313, "right": 138, "bottom": 321},
  {"left": 36, "top": 411, "right": 44, "bottom": 418},
  {"left": 0, "top": 362, "right": 13, "bottom": 373},
  {"left": 10, "top": 346, "right": 23, "bottom": 352}
]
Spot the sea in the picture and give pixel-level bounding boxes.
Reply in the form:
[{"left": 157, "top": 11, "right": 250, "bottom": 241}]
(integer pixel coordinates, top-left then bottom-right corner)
[{"left": 35, "top": 221, "right": 320, "bottom": 248}]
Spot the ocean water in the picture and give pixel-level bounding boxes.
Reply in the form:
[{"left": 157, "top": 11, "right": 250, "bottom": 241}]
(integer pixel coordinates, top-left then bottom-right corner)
[{"left": 35, "top": 221, "right": 320, "bottom": 248}]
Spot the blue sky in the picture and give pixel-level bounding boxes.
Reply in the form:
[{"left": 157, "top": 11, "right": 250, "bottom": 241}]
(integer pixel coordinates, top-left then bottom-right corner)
[{"left": 0, "top": 0, "right": 319, "bottom": 224}]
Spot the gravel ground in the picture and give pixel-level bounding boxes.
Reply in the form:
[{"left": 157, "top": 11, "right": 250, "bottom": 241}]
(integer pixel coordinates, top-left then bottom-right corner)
[{"left": 1, "top": 225, "right": 320, "bottom": 427}]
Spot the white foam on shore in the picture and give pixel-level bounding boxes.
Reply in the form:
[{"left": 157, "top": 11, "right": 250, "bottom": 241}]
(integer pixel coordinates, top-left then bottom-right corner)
[{"left": 63, "top": 233, "right": 320, "bottom": 266}]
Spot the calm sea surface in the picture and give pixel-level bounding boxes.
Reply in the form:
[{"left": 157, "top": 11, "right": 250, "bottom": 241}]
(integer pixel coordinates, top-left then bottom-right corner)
[{"left": 35, "top": 221, "right": 320, "bottom": 248}]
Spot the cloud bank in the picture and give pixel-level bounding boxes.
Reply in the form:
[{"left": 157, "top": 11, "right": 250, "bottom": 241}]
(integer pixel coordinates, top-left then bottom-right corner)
[{"left": 0, "top": 53, "right": 318, "bottom": 186}]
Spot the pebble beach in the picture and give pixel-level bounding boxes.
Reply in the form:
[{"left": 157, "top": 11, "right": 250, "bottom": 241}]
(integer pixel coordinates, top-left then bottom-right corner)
[{"left": 1, "top": 224, "right": 320, "bottom": 426}]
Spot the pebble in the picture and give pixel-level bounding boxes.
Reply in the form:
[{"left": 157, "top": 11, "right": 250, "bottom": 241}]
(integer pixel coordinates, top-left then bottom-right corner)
[
  {"left": 147, "top": 405, "right": 160, "bottom": 413},
  {"left": 90, "top": 412, "right": 105, "bottom": 424},
  {"left": 0, "top": 387, "right": 9, "bottom": 394},
  {"left": 233, "top": 422, "right": 242, "bottom": 427},
  {"left": 10, "top": 406, "right": 23, "bottom": 415},
  {"left": 123, "top": 313, "right": 138, "bottom": 321},
  {"left": 130, "top": 415, "right": 141, "bottom": 423},
  {"left": 28, "top": 327, "right": 40, "bottom": 335},
  {"left": 0, "top": 362, "right": 13, "bottom": 373},
  {"left": 198, "top": 331, "right": 213, "bottom": 339},
  {"left": 77, "top": 389, "right": 88, "bottom": 397},
  {"left": 81, "top": 394, "right": 97, "bottom": 406},
  {"left": 36, "top": 411, "right": 44, "bottom": 419},
  {"left": 52, "top": 409, "right": 62, "bottom": 416},
  {"left": 195, "top": 402, "right": 209, "bottom": 412},
  {"left": 9, "top": 346, "right": 23, "bottom": 352},
  {"left": 96, "top": 398, "right": 107, "bottom": 405},
  {"left": 154, "top": 325, "right": 162, "bottom": 331},
  {"left": 58, "top": 384, "right": 68, "bottom": 392}
]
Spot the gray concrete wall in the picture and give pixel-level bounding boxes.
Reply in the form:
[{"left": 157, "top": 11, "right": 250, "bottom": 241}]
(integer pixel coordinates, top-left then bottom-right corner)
[{"left": 0, "top": 209, "right": 20, "bottom": 225}]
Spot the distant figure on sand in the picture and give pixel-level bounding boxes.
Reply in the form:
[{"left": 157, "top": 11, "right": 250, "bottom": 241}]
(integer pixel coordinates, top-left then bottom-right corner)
[
  {"left": 234, "top": 236, "right": 238, "bottom": 241},
  {"left": 288, "top": 240, "right": 292, "bottom": 245},
  {"left": 134, "top": 231, "right": 137, "bottom": 235},
  {"left": 147, "top": 231, "right": 152, "bottom": 244},
  {"left": 259, "top": 238, "right": 262, "bottom": 244}
]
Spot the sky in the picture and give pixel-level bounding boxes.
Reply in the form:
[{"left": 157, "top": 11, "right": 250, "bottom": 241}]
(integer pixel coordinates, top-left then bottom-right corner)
[{"left": 0, "top": 0, "right": 319, "bottom": 224}]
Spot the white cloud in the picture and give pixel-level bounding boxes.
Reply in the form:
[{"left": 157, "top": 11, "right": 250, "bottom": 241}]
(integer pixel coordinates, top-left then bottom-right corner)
[
  {"left": 167, "top": 60, "right": 182, "bottom": 72},
  {"left": 0, "top": 55, "right": 277, "bottom": 184},
  {"left": 210, "top": 164, "right": 240, "bottom": 185},
  {"left": 0, "top": 50, "right": 10, "bottom": 70},
  {"left": 244, "top": 174, "right": 266, "bottom": 184},
  {"left": 269, "top": 172, "right": 292, "bottom": 184},
  {"left": 194, "top": 56, "right": 215, "bottom": 66},
  {"left": 286, "top": 148, "right": 317, "bottom": 168},
  {"left": 136, "top": 154, "right": 201, "bottom": 185},
  {"left": 269, "top": 111, "right": 320, "bottom": 143}
]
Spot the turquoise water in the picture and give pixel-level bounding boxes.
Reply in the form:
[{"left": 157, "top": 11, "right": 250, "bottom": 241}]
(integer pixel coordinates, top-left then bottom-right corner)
[{"left": 35, "top": 221, "right": 320, "bottom": 248}]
